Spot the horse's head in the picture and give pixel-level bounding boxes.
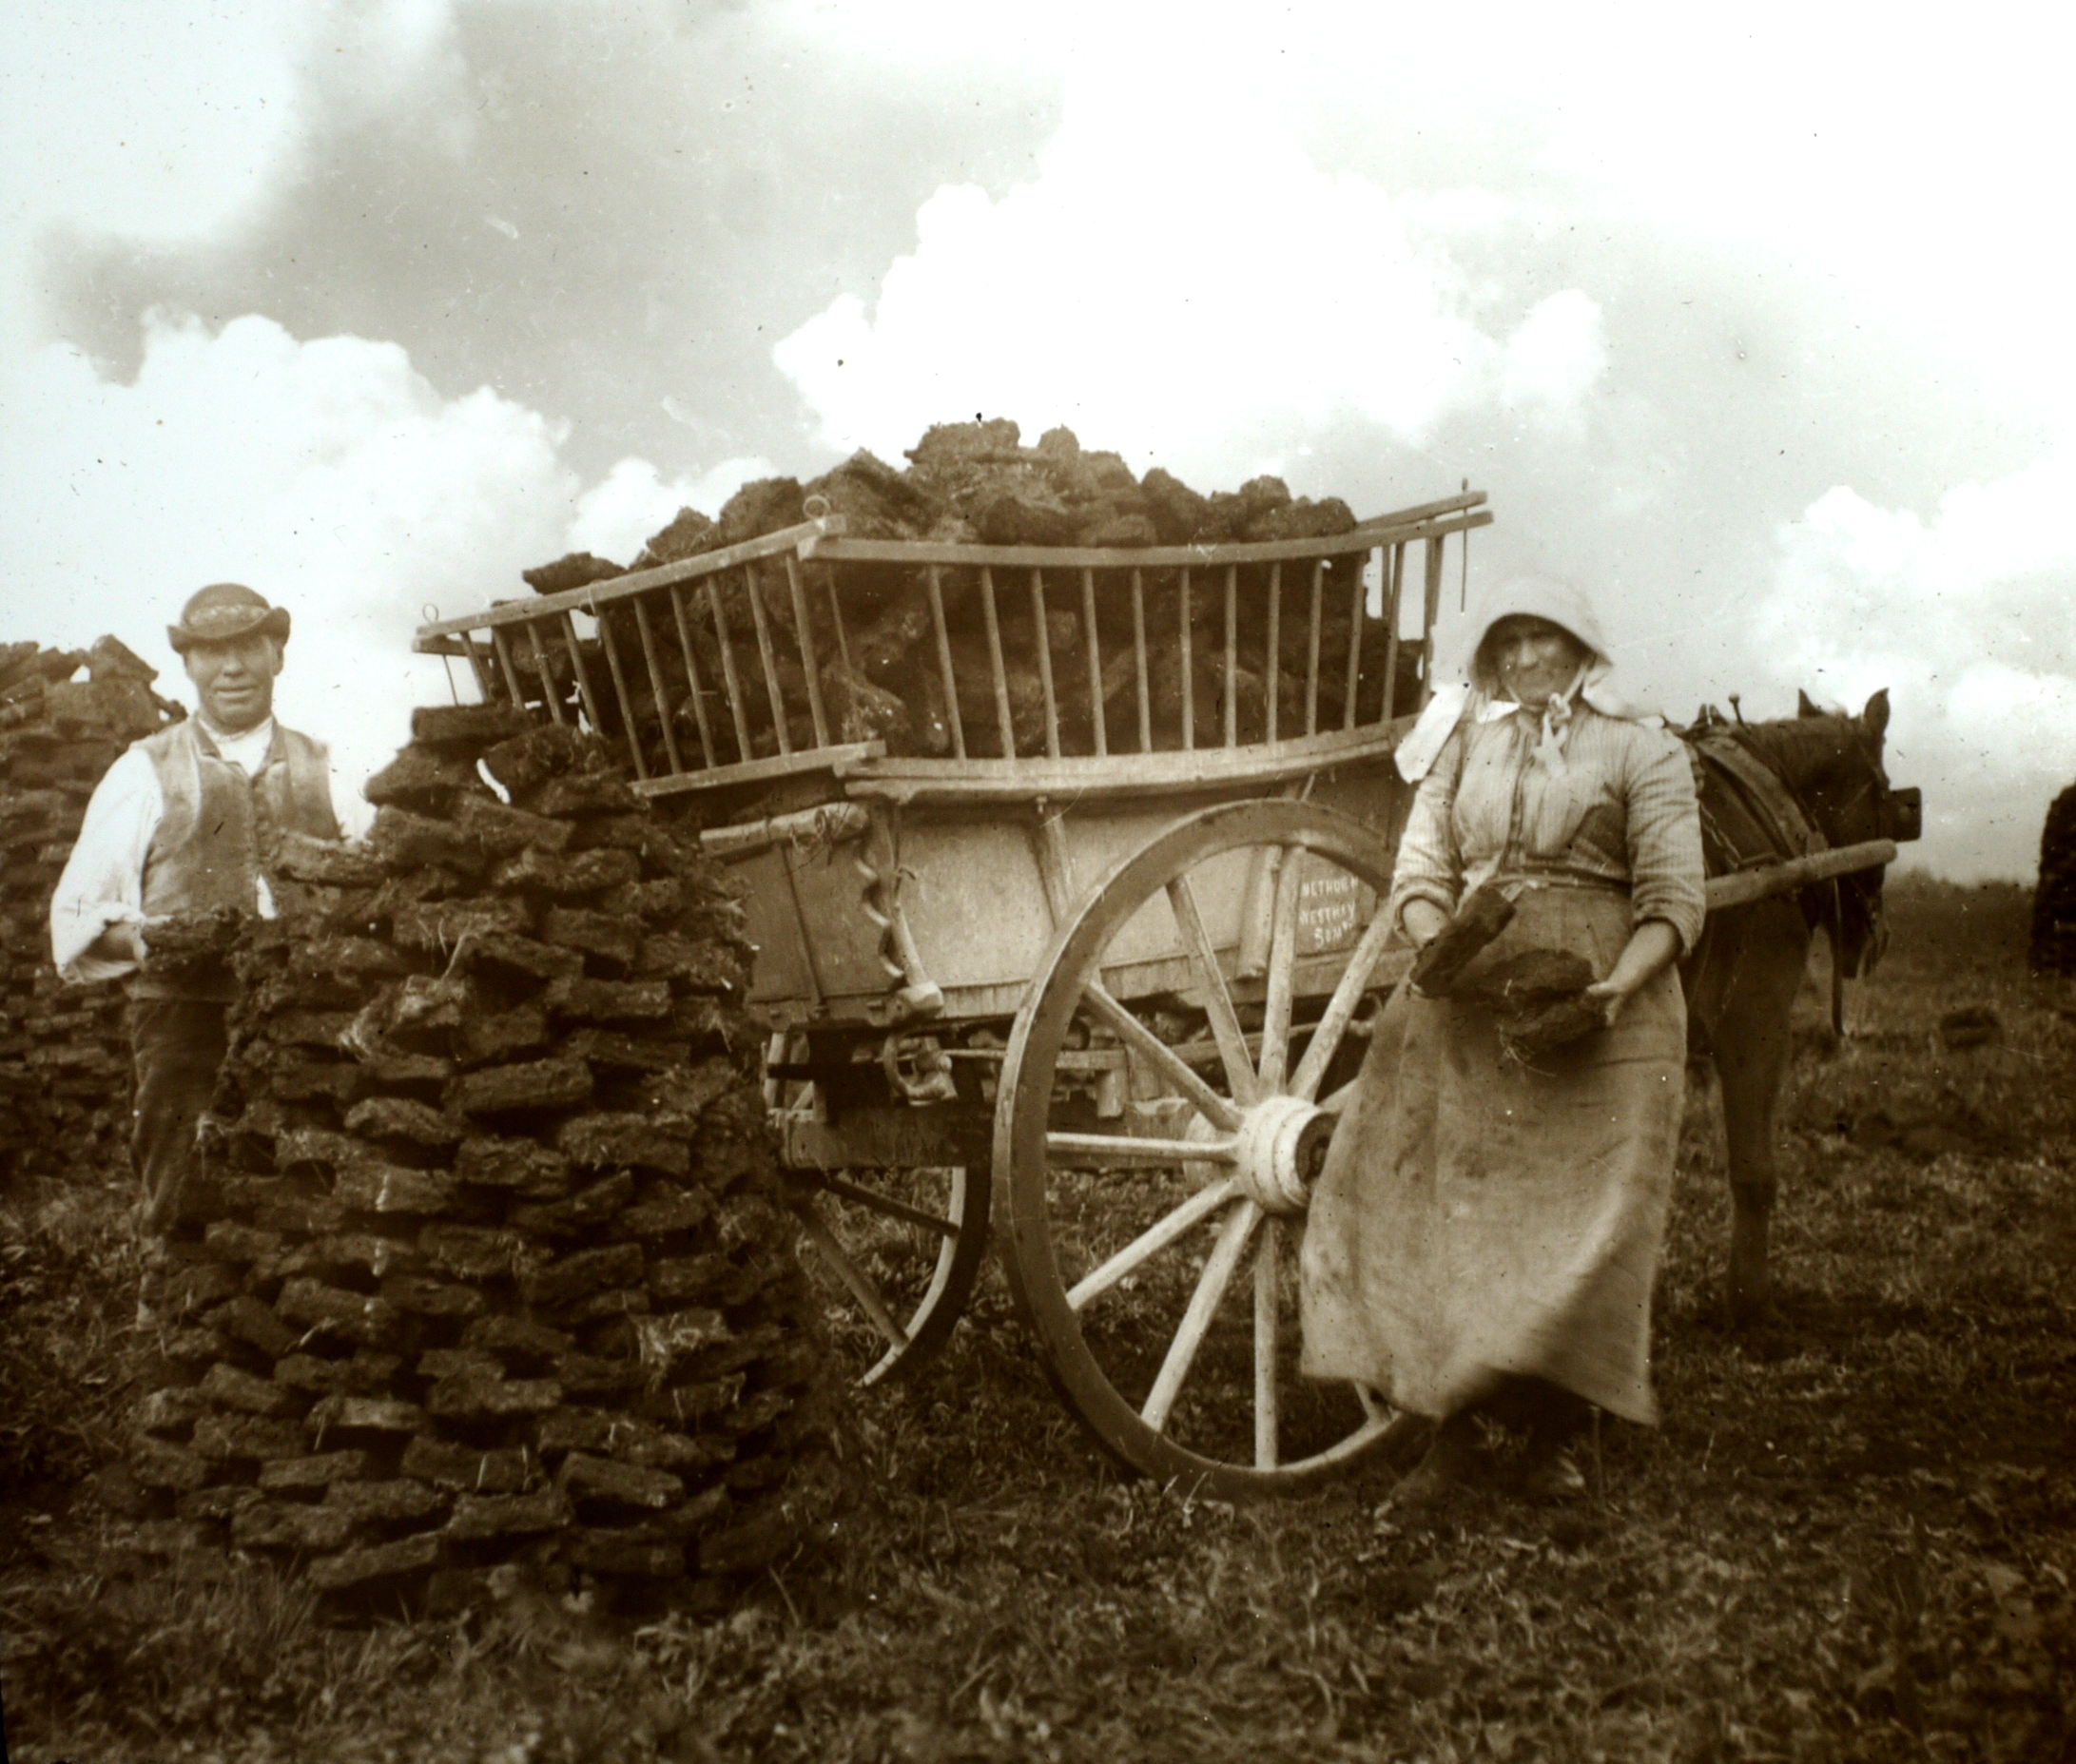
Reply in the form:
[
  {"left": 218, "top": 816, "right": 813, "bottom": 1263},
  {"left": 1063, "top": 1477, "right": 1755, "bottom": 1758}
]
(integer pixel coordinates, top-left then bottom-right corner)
[{"left": 1771, "top": 688, "right": 1921, "bottom": 973}]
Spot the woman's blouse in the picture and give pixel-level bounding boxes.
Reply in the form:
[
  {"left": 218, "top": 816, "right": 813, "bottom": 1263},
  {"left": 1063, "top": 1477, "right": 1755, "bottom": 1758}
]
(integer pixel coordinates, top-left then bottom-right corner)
[{"left": 1387, "top": 705, "right": 1707, "bottom": 952}]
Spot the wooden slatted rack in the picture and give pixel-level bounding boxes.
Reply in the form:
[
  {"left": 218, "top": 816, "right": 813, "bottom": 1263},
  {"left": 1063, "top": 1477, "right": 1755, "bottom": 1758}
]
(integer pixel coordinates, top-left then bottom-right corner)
[{"left": 414, "top": 491, "right": 1491, "bottom": 801}]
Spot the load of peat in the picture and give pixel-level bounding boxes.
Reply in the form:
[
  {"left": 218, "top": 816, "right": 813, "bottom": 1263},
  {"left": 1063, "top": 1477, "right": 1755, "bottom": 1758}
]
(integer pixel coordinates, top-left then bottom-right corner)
[
  {"left": 512, "top": 420, "right": 1424, "bottom": 771},
  {"left": 2031, "top": 783, "right": 2076, "bottom": 975},
  {"left": 0, "top": 637, "right": 184, "bottom": 1182},
  {"left": 129, "top": 704, "right": 837, "bottom": 1609}
]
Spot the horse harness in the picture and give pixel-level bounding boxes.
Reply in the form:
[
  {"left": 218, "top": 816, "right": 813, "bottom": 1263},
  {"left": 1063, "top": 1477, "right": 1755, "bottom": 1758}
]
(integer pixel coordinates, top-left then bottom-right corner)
[{"left": 1685, "top": 712, "right": 1851, "bottom": 1035}]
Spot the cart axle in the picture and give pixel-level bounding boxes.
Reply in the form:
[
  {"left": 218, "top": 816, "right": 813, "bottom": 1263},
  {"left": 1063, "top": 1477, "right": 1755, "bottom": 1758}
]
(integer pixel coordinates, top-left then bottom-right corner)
[{"left": 1229, "top": 1094, "right": 1331, "bottom": 1215}]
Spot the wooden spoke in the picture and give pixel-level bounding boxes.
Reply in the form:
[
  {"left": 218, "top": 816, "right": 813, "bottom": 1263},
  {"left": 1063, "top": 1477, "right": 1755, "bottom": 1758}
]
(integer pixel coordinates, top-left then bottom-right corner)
[
  {"left": 1254, "top": 852, "right": 1304, "bottom": 1094},
  {"left": 994, "top": 796, "right": 1400, "bottom": 1494},
  {"left": 1253, "top": 1217, "right": 1280, "bottom": 1469},
  {"left": 1178, "top": 568, "right": 1193, "bottom": 751},
  {"left": 632, "top": 597, "right": 684, "bottom": 774},
  {"left": 782, "top": 553, "right": 830, "bottom": 747},
  {"left": 706, "top": 578, "right": 754, "bottom": 762},
  {"left": 558, "top": 612, "right": 604, "bottom": 731},
  {"left": 980, "top": 567, "right": 1015, "bottom": 759},
  {"left": 1141, "top": 1200, "right": 1262, "bottom": 1435},
  {"left": 815, "top": 1172, "right": 962, "bottom": 1237},
  {"left": 786, "top": 1109, "right": 986, "bottom": 1388},
  {"left": 525, "top": 620, "right": 565, "bottom": 725},
  {"left": 794, "top": 1201, "right": 910, "bottom": 1349},
  {"left": 1165, "top": 874, "right": 1257, "bottom": 1106},
  {"left": 668, "top": 585, "right": 717, "bottom": 767},
  {"left": 1080, "top": 982, "right": 1244, "bottom": 1131},
  {"left": 1067, "top": 1177, "right": 1242, "bottom": 1312},
  {"left": 1289, "top": 910, "right": 1396, "bottom": 1101},
  {"left": 488, "top": 626, "right": 527, "bottom": 708},
  {"left": 1305, "top": 560, "right": 1324, "bottom": 736},
  {"left": 1046, "top": 1131, "right": 1237, "bottom": 1169},
  {"left": 743, "top": 565, "right": 790, "bottom": 755},
  {"left": 1131, "top": 569, "right": 1152, "bottom": 753}
]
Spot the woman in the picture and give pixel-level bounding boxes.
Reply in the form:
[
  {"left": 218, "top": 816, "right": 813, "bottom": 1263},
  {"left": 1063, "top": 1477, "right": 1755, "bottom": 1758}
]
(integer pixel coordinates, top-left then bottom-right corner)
[{"left": 1300, "top": 577, "right": 1705, "bottom": 1502}]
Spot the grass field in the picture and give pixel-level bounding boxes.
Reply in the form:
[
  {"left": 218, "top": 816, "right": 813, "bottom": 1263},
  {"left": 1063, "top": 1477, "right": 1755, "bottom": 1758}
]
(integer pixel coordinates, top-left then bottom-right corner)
[{"left": 2, "top": 877, "right": 2071, "bottom": 1763}]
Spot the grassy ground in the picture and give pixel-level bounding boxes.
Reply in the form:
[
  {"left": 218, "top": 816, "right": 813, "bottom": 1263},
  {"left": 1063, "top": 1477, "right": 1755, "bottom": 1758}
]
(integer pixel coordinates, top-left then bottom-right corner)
[{"left": 3, "top": 878, "right": 2070, "bottom": 1762}]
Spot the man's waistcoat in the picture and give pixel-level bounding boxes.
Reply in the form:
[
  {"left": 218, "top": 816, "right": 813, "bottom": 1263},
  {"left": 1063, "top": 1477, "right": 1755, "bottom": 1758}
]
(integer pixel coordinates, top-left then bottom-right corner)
[{"left": 134, "top": 718, "right": 340, "bottom": 998}]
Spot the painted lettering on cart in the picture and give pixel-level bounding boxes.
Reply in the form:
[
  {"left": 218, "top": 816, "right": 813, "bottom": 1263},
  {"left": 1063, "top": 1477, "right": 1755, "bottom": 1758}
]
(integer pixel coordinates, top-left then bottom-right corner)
[{"left": 1296, "top": 869, "right": 1367, "bottom": 953}]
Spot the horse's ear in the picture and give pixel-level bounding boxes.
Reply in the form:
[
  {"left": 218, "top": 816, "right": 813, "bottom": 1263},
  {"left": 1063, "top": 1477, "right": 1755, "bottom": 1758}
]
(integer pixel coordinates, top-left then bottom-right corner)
[
  {"left": 1796, "top": 688, "right": 1822, "bottom": 718},
  {"left": 1862, "top": 688, "right": 1890, "bottom": 742}
]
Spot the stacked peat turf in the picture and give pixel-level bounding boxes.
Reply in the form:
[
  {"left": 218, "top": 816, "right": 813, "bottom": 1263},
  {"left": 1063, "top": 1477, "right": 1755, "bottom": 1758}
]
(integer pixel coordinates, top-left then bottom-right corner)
[
  {"left": 2031, "top": 784, "right": 2076, "bottom": 976},
  {"left": 130, "top": 705, "right": 836, "bottom": 1609},
  {"left": 511, "top": 421, "right": 1423, "bottom": 770},
  {"left": 0, "top": 637, "right": 184, "bottom": 1182}
]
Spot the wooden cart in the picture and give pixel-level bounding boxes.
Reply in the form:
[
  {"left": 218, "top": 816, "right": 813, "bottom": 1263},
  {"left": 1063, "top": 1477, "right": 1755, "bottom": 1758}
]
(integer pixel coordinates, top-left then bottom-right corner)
[{"left": 416, "top": 491, "right": 1894, "bottom": 1498}]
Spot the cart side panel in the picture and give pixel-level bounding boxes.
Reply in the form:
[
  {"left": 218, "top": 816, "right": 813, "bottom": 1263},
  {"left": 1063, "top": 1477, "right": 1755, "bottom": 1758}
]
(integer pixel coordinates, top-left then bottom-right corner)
[
  {"left": 889, "top": 800, "right": 1369, "bottom": 1003},
  {"left": 725, "top": 841, "right": 911, "bottom": 1008},
  {"left": 784, "top": 840, "right": 915, "bottom": 996},
  {"left": 728, "top": 743, "right": 1416, "bottom": 1025},
  {"left": 726, "top": 846, "right": 819, "bottom": 1006},
  {"left": 899, "top": 817, "right": 1126, "bottom": 995}
]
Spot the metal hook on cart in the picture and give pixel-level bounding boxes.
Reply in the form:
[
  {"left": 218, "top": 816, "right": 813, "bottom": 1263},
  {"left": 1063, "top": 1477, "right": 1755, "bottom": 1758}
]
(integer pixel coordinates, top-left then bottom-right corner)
[
  {"left": 882, "top": 1033, "right": 957, "bottom": 1104},
  {"left": 804, "top": 494, "right": 832, "bottom": 522}
]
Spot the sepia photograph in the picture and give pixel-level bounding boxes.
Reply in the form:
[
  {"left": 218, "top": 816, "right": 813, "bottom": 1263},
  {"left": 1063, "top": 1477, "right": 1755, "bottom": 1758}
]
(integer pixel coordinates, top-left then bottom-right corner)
[{"left": 1, "top": 4, "right": 2069, "bottom": 1759}]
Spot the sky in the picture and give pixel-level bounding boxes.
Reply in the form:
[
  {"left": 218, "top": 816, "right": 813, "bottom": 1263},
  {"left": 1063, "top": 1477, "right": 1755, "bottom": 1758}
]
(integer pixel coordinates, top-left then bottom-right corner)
[{"left": 3, "top": 0, "right": 2072, "bottom": 878}]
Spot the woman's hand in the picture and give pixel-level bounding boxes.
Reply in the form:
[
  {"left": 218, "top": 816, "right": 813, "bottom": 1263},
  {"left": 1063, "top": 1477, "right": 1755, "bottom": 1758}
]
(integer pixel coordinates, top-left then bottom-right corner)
[{"left": 1582, "top": 920, "right": 1683, "bottom": 1027}]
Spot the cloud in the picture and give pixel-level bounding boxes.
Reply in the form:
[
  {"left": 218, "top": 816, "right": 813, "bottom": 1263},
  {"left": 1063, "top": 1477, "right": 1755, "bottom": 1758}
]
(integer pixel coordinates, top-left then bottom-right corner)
[
  {"left": 772, "top": 87, "right": 1610, "bottom": 484},
  {"left": 0, "top": 2, "right": 304, "bottom": 252},
  {"left": 1501, "top": 291, "right": 1607, "bottom": 421},
  {"left": 566, "top": 455, "right": 777, "bottom": 563},
  {"left": 1756, "top": 456, "right": 2076, "bottom": 880},
  {"left": 12, "top": 0, "right": 1063, "bottom": 479},
  {"left": 0, "top": 309, "right": 720, "bottom": 822}
]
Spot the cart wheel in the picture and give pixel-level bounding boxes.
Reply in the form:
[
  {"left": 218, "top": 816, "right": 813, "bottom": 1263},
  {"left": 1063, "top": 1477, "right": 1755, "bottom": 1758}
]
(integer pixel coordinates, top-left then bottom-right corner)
[
  {"left": 785, "top": 1153, "right": 989, "bottom": 1386},
  {"left": 994, "top": 799, "right": 1411, "bottom": 1495}
]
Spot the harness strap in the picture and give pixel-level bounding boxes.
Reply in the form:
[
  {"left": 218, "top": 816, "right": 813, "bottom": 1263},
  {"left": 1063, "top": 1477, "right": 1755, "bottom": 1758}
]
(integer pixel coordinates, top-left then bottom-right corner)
[
  {"left": 1693, "top": 730, "right": 1825, "bottom": 864},
  {"left": 1689, "top": 723, "right": 1848, "bottom": 1035}
]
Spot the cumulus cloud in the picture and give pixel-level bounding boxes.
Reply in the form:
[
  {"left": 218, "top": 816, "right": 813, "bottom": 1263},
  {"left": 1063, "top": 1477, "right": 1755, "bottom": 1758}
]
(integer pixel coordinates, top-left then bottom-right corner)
[
  {"left": 1501, "top": 291, "right": 1607, "bottom": 420},
  {"left": 772, "top": 83, "right": 1608, "bottom": 485},
  {"left": 1757, "top": 456, "right": 2076, "bottom": 880},
  {"left": 0, "top": 310, "right": 709, "bottom": 822},
  {"left": 567, "top": 456, "right": 779, "bottom": 565}
]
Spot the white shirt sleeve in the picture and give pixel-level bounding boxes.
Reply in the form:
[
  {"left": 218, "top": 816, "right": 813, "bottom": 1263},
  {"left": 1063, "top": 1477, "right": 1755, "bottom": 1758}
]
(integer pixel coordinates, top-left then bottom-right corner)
[
  {"left": 330, "top": 752, "right": 375, "bottom": 841},
  {"left": 49, "top": 746, "right": 164, "bottom": 984}
]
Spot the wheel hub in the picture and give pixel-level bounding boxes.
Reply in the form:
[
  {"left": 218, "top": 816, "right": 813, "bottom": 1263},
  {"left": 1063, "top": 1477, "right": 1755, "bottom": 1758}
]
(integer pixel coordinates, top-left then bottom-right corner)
[{"left": 1232, "top": 1094, "right": 1332, "bottom": 1215}]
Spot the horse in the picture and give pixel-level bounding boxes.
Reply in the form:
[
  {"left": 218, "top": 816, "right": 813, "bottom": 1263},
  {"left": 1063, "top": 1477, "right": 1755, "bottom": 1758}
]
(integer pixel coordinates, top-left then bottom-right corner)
[{"left": 1679, "top": 688, "right": 1918, "bottom": 1325}]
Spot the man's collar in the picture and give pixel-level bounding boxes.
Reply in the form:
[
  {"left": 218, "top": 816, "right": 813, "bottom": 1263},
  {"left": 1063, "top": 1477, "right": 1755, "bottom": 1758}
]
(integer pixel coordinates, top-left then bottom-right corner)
[
  {"left": 195, "top": 713, "right": 277, "bottom": 749},
  {"left": 198, "top": 709, "right": 276, "bottom": 738}
]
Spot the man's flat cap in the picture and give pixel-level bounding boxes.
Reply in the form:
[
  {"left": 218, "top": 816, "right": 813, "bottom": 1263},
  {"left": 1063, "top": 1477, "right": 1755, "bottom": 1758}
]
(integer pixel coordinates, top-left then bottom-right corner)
[{"left": 168, "top": 583, "right": 292, "bottom": 654}]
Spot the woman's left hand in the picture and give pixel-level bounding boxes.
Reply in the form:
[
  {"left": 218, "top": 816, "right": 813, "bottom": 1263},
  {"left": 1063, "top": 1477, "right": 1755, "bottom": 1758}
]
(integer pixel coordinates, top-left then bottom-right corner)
[
  {"left": 1581, "top": 920, "right": 1684, "bottom": 1029},
  {"left": 1582, "top": 976, "right": 1634, "bottom": 1028}
]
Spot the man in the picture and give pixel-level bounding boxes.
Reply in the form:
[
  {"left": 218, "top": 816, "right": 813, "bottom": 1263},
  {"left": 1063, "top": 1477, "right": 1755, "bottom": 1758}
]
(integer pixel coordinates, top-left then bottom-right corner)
[{"left": 50, "top": 584, "right": 342, "bottom": 1233}]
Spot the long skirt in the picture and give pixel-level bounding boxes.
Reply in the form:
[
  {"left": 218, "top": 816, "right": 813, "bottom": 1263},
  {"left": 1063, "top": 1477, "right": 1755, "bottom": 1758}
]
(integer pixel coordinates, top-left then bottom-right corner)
[{"left": 1298, "top": 884, "right": 1685, "bottom": 1425}]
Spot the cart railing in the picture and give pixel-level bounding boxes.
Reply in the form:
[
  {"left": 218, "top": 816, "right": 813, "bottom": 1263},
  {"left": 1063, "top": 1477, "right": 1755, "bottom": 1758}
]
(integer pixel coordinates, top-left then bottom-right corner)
[{"left": 415, "top": 491, "right": 1491, "bottom": 802}]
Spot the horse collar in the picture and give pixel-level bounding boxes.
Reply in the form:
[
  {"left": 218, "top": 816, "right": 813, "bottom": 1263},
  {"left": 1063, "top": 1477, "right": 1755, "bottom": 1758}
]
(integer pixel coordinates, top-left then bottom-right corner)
[{"left": 1696, "top": 730, "right": 1826, "bottom": 865}]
